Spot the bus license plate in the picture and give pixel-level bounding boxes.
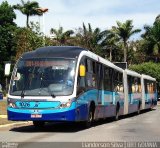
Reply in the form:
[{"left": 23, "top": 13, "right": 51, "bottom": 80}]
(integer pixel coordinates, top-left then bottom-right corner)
[{"left": 31, "top": 114, "right": 42, "bottom": 118}]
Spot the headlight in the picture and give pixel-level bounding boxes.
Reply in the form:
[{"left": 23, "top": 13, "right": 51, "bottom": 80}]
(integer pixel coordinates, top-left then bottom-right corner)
[
  {"left": 60, "top": 102, "right": 72, "bottom": 108},
  {"left": 8, "top": 98, "right": 16, "bottom": 108},
  {"left": 8, "top": 102, "right": 16, "bottom": 108}
]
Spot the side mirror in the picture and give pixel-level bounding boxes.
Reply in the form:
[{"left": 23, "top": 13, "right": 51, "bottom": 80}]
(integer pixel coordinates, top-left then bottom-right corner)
[
  {"left": 79, "top": 65, "right": 86, "bottom": 77},
  {"left": 5, "top": 63, "right": 11, "bottom": 76}
]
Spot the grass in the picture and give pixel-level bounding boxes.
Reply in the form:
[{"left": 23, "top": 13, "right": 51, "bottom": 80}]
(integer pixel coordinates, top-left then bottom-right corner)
[
  {"left": 0, "top": 100, "right": 7, "bottom": 115},
  {"left": 0, "top": 100, "right": 16, "bottom": 125}
]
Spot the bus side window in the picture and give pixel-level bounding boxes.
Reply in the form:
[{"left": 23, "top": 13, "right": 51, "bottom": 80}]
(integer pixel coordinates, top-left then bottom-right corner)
[
  {"left": 119, "top": 73, "right": 123, "bottom": 92},
  {"left": 77, "top": 58, "right": 86, "bottom": 95},
  {"left": 85, "top": 59, "right": 97, "bottom": 88},
  {"left": 104, "top": 66, "right": 112, "bottom": 91},
  {"left": 113, "top": 70, "right": 123, "bottom": 92}
]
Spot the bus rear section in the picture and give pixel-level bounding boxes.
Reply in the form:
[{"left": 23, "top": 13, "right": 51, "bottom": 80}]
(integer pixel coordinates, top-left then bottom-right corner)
[
  {"left": 124, "top": 70, "right": 142, "bottom": 114},
  {"left": 141, "top": 74, "right": 157, "bottom": 110}
]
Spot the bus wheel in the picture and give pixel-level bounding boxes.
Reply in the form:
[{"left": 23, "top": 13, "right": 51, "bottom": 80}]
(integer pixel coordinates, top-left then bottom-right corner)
[
  {"left": 137, "top": 102, "right": 141, "bottom": 114},
  {"left": 150, "top": 100, "right": 154, "bottom": 110},
  {"left": 115, "top": 104, "right": 120, "bottom": 121},
  {"left": 83, "top": 107, "right": 94, "bottom": 128},
  {"left": 33, "top": 121, "right": 45, "bottom": 128}
]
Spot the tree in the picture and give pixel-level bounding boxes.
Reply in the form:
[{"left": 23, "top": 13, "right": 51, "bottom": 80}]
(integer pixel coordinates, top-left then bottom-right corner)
[
  {"left": 141, "top": 18, "right": 160, "bottom": 61},
  {"left": 112, "top": 20, "right": 141, "bottom": 62},
  {"left": 129, "top": 62, "right": 160, "bottom": 82},
  {"left": 155, "top": 14, "right": 160, "bottom": 23},
  {"left": 15, "top": 22, "right": 44, "bottom": 60},
  {"left": 100, "top": 30, "right": 121, "bottom": 61},
  {"left": 13, "top": 0, "right": 42, "bottom": 28},
  {"left": 0, "top": 1, "right": 17, "bottom": 88},
  {"left": 50, "top": 26, "right": 74, "bottom": 45},
  {"left": 75, "top": 23, "right": 107, "bottom": 54}
]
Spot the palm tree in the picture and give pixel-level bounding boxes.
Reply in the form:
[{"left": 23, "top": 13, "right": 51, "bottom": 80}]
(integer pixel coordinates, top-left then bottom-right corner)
[
  {"left": 13, "top": 0, "right": 42, "bottom": 27},
  {"left": 155, "top": 14, "right": 160, "bottom": 23},
  {"left": 75, "top": 23, "right": 106, "bottom": 54},
  {"left": 50, "top": 26, "right": 74, "bottom": 45},
  {"left": 142, "top": 20, "right": 160, "bottom": 59},
  {"left": 101, "top": 30, "right": 121, "bottom": 61},
  {"left": 112, "top": 20, "right": 141, "bottom": 62}
]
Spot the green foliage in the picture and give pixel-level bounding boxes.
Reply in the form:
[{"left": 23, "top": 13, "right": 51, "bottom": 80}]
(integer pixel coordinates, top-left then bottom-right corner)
[
  {"left": 0, "top": 1, "right": 16, "bottom": 25},
  {"left": 129, "top": 62, "right": 160, "bottom": 82},
  {"left": 50, "top": 26, "right": 74, "bottom": 45},
  {"left": 75, "top": 23, "right": 107, "bottom": 56},
  {"left": 112, "top": 20, "right": 141, "bottom": 62},
  {"left": 0, "top": 1, "right": 17, "bottom": 87},
  {"left": 15, "top": 22, "right": 44, "bottom": 60},
  {"left": 141, "top": 20, "right": 160, "bottom": 59}
]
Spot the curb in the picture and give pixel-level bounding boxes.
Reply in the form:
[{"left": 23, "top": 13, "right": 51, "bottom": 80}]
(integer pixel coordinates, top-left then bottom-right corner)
[{"left": 0, "top": 121, "right": 32, "bottom": 128}]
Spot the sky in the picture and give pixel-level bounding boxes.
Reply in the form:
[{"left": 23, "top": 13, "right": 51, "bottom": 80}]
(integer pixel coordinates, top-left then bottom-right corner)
[{"left": 1, "top": 0, "right": 160, "bottom": 39}]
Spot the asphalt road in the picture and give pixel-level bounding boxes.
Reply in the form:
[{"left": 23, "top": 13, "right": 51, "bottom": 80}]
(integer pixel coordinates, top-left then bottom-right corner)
[{"left": 0, "top": 106, "right": 160, "bottom": 148}]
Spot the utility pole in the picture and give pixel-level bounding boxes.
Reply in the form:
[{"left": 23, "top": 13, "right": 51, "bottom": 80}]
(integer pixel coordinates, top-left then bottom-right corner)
[{"left": 36, "top": 8, "right": 48, "bottom": 46}]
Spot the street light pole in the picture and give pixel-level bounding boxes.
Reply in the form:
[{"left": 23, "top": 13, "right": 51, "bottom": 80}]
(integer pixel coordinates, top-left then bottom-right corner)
[{"left": 36, "top": 8, "right": 48, "bottom": 46}]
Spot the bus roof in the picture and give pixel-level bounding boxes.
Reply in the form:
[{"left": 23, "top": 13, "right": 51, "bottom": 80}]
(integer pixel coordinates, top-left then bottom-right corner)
[
  {"left": 141, "top": 74, "right": 156, "bottom": 81},
  {"left": 125, "top": 69, "right": 141, "bottom": 78},
  {"left": 22, "top": 46, "right": 87, "bottom": 59},
  {"left": 79, "top": 50, "right": 124, "bottom": 72}
]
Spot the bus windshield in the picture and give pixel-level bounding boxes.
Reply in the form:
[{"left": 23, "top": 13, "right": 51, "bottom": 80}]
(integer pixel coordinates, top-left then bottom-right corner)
[{"left": 10, "top": 58, "right": 76, "bottom": 97}]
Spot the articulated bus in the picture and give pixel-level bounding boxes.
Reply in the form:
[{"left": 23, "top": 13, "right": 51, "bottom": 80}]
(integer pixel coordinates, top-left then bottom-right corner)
[{"left": 7, "top": 46, "right": 157, "bottom": 127}]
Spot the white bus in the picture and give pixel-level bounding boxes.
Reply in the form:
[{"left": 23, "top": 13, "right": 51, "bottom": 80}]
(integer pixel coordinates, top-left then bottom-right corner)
[{"left": 6, "top": 46, "right": 157, "bottom": 127}]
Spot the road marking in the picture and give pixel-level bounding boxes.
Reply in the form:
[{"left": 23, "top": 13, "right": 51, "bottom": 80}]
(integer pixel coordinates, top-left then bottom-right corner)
[{"left": 0, "top": 115, "right": 7, "bottom": 118}]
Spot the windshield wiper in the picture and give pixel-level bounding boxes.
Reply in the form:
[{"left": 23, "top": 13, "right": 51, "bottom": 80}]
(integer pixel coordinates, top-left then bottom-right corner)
[
  {"left": 21, "top": 89, "right": 25, "bottom": 98},
  {"left": 21, "top": 77, "right": 30, "bottom": 98},
  {"left": 50, "top": 92, "right": 56, "bottom": 98}
]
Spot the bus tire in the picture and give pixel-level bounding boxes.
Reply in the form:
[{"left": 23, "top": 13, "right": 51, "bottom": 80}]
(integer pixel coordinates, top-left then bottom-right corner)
[
  {"left": 150, "top": 100, "right": 154, "bottom": 110},
  {"left": 33, "top": 121, "right": 45, "bottom": 128},
  {"left": 137, "top": 101, "right": 141, "bottom": 114},
  {"left": 115, "top": 103, "right": 120, "bottom": 121},
  {"left": 83, "top": 103, "right": 95, "bottom": 128}
]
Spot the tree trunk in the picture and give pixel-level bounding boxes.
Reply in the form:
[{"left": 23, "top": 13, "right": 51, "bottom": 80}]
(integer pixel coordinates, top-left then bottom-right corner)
[
  {"left": 109, "top": 47, "right": 112, "bottom": 62},
  {"left": 26, "top": 15, "right": 29, "bottom": 28},
  {"left": 124, "top": 41, "right": 127, "bottom": 62}
]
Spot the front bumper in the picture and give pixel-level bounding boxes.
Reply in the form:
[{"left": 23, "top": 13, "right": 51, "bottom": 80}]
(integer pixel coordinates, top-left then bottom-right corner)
[{"left": 7, "top": 102, "right": 77, "bottom": 121}]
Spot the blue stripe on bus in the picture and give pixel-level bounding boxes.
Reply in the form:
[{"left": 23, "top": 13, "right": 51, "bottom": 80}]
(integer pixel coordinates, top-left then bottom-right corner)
[
  {"left": 8, "top": 101, "right": 76, "bottom": 114},
  {"left": 8, "top": 89, "right": 126, "bottom": 121}
]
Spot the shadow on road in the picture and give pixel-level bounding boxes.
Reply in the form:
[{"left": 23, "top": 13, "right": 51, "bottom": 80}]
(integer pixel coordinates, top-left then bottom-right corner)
[{"left": 9, "top": 108, "right": 154, "bottom": 133}]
